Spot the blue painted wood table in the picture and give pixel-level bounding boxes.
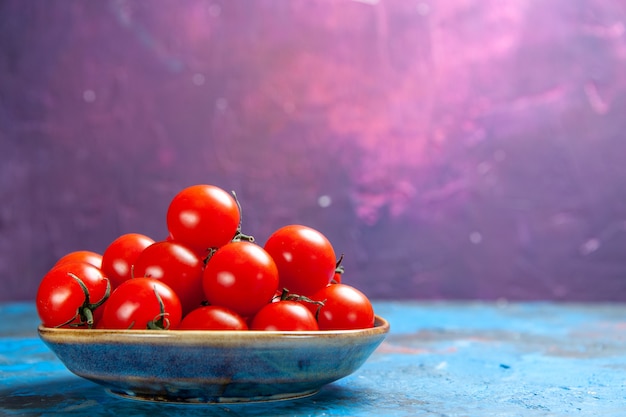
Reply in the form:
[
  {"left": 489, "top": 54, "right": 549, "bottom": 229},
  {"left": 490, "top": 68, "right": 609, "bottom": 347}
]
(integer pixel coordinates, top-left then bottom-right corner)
[{"left": 2, "top": 301, "right": 625, "bottom": 416}]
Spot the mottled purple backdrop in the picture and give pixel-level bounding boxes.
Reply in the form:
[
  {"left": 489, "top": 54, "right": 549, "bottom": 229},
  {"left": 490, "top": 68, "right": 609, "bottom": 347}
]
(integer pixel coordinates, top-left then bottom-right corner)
[{"left": 2, "top": 0, "right": 626, "bottom": 301}]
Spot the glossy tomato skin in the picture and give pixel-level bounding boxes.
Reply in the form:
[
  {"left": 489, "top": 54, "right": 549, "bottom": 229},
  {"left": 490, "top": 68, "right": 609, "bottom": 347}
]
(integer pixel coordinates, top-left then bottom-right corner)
[
  {"left": 263, "top": 225, "right": 336, "bottom": 296},
  {"left": 250, "top": 301, "right": 319, "bottom": 331},
  {"left": 203, "top": 241, "right": 279, "bottom": 318},
  {"left": 98, "top": 278, "right": 182, "bottom": 330},
  {"left": 36, "top": 262, "right": 110, "bottom": 328},
  {"left": 101, "top": 233, "right": 155, "bottom": 289},
  {"left": 166, "top": 184, "right": 240, "bottom": 253},
  {"left": 178, "top": 305, "right": 248, "bottom": 330},
  {"left": 54, "top": 250, "right": 103, "bottom": 270},
  {"left": 133, "top": 240, "right": 204, "bottom": 315},
  {"left": 310, "top": 284, "right": 374, "bottom": 330}
]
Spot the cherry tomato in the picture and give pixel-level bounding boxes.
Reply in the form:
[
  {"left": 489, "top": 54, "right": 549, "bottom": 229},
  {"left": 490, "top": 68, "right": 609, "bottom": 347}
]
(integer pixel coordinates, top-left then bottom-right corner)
[
  {"left": 54, "top": 250, "right": 103, "bottom": 269},
  {"left": 98, "top": 278, "right": 182, "bottom": 330},
  {"left": 166, "top": 184, "right": 240, "bottom": 253},
  {"left": 310, "top": 284, "right": 375, "bottom": 330},
  {"left": 133, "top": 240, "right": 204, "bottom": 315},
  {"left": 203, "top": 241, "right": 278, "bottom": 318},
  {"left": 250, "top": 301, "right": 319, "bottom": 331},
  {"left": 100, "top": 233, "right": 155, "bottom": 289},
  {"left": 263, "top": 225, "right": 336, "bottom": 296},
  {"left": 178, "top": 305, "right": 248, "bottom": 330},
  {"left": 36, "top": 262, "right": 110, "bottom": 328}
]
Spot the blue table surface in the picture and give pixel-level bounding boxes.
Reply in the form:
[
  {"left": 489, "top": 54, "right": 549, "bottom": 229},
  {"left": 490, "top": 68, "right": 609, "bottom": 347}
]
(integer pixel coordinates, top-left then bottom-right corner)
[{"left": 1, "top": 301, "right": 625, "bottom": 417}]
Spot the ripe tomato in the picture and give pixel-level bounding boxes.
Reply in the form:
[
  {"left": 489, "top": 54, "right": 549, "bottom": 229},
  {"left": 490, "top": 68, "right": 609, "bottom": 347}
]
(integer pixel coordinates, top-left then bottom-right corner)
[
  {"left": 133, "top": 240, "right": 205, "bottom": 315},
  {"left": 36, "top": 262, "right": 110, "bottom": 328},
  {"left": 250, "top": 301, "right": 319, "bottom": 331},
  {"left": 166, "top": 184, "right": 240, "bottom": 253},
  {"left": 203, "top": 241, "right": 278, "bottom": 318},
  {"left": 100, "top": 233, "right": 155, "bottom": 288},
  {"left": 178, "top": 305, "right": 248, "bottom": 330},
  {"left": 98, "top": 278, "right": 182, "bottom": 330},
  {"left": 309, "top": 284, "right": 375, "bottom": 330},
  {"left": 54, "top": 250, "right": 103, "bottom": 269},
  {"left": 263, "top": 225, "right": 336, "bottom": 296}
]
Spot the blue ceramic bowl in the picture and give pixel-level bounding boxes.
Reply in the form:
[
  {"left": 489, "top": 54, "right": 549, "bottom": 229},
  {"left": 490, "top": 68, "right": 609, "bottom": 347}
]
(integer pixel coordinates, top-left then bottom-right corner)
[{"left": 38, "top": 316, "right": 389, "bottom": 403}]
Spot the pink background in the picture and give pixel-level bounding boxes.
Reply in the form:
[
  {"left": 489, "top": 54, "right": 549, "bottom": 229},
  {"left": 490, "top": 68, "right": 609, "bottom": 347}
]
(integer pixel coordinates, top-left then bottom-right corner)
[{"left": 2, "top": 0, "right": 626, "bottom": 301}]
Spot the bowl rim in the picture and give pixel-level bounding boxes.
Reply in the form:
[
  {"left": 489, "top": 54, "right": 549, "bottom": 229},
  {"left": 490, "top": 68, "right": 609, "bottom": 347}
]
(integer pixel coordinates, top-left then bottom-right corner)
[{"left": 38, "top": 315, "right": 390, "bottom": 343}]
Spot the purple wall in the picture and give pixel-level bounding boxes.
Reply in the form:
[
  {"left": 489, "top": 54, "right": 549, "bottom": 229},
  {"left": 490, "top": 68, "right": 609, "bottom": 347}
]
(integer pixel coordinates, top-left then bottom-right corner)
[{"left": 2, "top": 0, "right": 626, "bottom": 301}]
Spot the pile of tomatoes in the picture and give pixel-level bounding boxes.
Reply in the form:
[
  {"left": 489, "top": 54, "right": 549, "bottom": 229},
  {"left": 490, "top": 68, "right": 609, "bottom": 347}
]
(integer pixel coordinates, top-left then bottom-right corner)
[{"left": 36, "top": 184, "right": 375, "bottom": 332}]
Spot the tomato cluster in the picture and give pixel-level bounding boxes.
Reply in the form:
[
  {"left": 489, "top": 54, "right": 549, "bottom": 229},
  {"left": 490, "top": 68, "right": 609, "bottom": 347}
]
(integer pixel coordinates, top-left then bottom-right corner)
[{"left": 36, "top": 184, "right": 375, "bottom": 332}]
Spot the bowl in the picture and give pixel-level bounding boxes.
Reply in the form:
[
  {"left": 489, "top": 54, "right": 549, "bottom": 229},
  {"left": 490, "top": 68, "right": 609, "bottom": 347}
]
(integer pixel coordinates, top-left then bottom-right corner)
[{"left": 38, "top": 315, "right": 389, "bottom": 403}]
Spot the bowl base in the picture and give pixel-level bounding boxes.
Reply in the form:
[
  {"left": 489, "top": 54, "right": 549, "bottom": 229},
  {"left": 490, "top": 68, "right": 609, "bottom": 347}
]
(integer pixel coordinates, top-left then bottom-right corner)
[{"left": 106, "top": 387, "right": 321, "bottom": 404}]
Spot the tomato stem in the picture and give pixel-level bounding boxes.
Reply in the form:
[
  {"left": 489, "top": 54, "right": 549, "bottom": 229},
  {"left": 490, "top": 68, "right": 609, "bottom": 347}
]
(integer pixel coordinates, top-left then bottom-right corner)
[
  {"left": 278, "top": 288, "right": 326, "bottom": 320},
  {"left": 233, "top": 232, "right": 255, "bottom": 242},
  {"left": 90, "top": 278, "right": 111, "bottom": 309},
  {"left": 203, "top": 247, "right": 219, "bottom": 266},
  {"left": 231, "top": 190, "right": 255, "bottom": 243},
  {"left": 68, "top": 272, "right": 91, "bottom": 304},
  {"left": 82, "top": 308, "right": 94, "bottom": 327},
  {"left": 331, "top": 254, "right": 345, "bottom": 284},
  {"left": 56, "top": 272, "right": 110, "bottom": 329},
  {"left": 335, "top": 253, "right": 345, "bottom": 274},
  {"left": 146, "top": 285, "right": 171, "bottom": 330}
]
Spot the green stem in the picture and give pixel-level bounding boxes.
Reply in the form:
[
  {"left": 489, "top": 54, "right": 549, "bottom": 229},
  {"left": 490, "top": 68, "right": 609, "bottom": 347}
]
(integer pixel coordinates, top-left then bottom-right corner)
[
  {"left": 231, "top": 190, "right": 255, "bottom": 243},
  {"left": 279, "top": 288, "right": 326, "bottom": 320},
  {"left": 90, "top": 278, "right": 111, "bottom": 309},
  {"left": 147, "top": 285, "right": 171, "bottom": 330},
  {"left": 56, "top": 272, "right": 106, "bottom": 329},
  {"left": 335, "top": 253, "right": 345, "bottom": 274},
  {"left": 203, "top": 247, "right": 218, "bottom": 267}
]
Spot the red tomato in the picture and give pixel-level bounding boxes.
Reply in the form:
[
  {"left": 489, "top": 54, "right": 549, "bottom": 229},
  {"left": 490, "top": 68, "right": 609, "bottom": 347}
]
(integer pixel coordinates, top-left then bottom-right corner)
[
  {"left": 263, "top": 225, "right": 336, "bottom": 296},
  {"left": 98, "top": 278, "right": 182, "bottom": 330},
  {"left": 54, "top": 250, "right": 103, "bottom": 269},
  {"left": 36, "top": 262, "right": 110, "bottom": 328},
  {"left": 203, "top": 241, "right": 278, "bottom": 318},
  {"left": 310, "top": 284, "right": 374, "bottom": 330},
  {"left": 178, "top": 305, "right": 248, "bottom": 330},
  {"left": 133, "top": 240, "right": 205, "bottom": 315},
  {"left": 166, "top": 184, "right": 240, "bottom": 253},
  {"left": 100, "top": 233, "right": 155, "bottom": 288},
  {"left": 250, "top": 301, "right": 319, "bottom": 331}
]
